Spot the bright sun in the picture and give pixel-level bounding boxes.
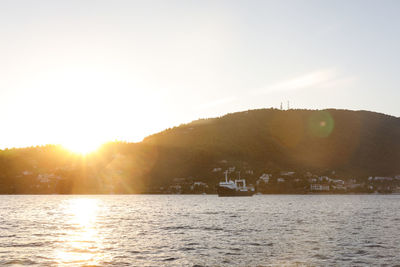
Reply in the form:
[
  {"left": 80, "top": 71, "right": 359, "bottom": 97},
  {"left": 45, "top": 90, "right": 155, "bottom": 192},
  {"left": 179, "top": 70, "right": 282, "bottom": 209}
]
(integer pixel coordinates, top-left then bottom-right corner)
[{"left": 63, "top": 140, "right": 102, "bottom": 155}]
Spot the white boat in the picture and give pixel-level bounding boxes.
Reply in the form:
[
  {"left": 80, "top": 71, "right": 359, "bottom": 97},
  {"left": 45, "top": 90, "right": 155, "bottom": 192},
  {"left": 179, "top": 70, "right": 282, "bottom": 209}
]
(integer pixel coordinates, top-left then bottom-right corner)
[{"left": 217, "top": 171, "right": 255, "bottom": 197}]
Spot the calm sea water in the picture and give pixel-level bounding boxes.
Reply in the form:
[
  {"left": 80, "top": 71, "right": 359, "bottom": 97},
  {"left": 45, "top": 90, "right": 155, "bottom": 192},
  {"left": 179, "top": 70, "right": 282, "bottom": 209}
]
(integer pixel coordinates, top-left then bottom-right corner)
[{"left": 0, "top": 195, "right": 399, "bottom": 266}]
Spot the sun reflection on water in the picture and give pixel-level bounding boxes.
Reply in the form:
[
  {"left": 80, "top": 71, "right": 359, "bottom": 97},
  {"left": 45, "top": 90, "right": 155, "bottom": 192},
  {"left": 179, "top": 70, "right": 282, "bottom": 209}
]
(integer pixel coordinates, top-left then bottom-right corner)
[{"left": 55, "top": 198, "right": 106, "bottom": 266}]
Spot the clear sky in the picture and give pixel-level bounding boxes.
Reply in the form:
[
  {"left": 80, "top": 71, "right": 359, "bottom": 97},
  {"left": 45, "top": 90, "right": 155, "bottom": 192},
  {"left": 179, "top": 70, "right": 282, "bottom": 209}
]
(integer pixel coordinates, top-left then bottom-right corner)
[{"left": 1, "top": 0, "right": 400, "bottom": 151}]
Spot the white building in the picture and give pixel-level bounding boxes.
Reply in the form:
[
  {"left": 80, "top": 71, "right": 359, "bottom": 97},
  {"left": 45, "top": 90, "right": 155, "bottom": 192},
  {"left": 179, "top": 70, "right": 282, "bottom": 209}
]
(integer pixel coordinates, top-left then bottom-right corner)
[
  {"left": 193, "top": 181, "right": 208, "bottom": 187},
  {"left": 369, "top": 176, "right": 393, "bottom": 181},
  {"left": 308, "top": 178, "right": 317, "bottom": 183},
  {"left": 190, "top": 181, "right": 208, "bottom": 191},
  {"left": 257, "top": 173, "right": 271, "bottom": 184},
  {"left": 310, "top": 184, "right": 330, "bottom": 191},
  {"left": 37, "top": 173, "right": 61, "bottom": 183},
  {"left": 332, "top": 179, "right": 345, "bottom": 185},
  {"left": 280, "top": 171, "right": 295, "bottom": 176},
  {"left": 318, "top": 176, "right": 332, "bottom": 182}
]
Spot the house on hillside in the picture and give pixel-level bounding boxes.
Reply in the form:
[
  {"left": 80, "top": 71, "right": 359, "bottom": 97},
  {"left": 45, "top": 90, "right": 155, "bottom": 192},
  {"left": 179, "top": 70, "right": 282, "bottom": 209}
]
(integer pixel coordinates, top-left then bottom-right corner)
[
  {"left": 280, "top": 171, "right": 295, "bottom": 176},
  {"left": 369, "top": 176, "right": 393, "bottom": 181},
  {"left": 308, "top": 178, "right": 317, "bottom": 183},
  {"left": 332, "top": 179, "right": 344, "bottom": 185},
  {"left": 193, "top": 181, "right": 207, "bottom": 187},
  {"left": 257, "top": 173, "right": 271, "bottom": 185},
  {"left": 318, "top": 176, "right": 332, "bottom": 182},
  {"left": 245, "top": 170, "right": 254, "bottom": 175},
  {"left": 37, "top": 173, "right": 61, "bottom": 183},
  {"left": 190, "top": 182, "right": 208, "bottom": 193},
  {"left": 310, "top": 184, "right": 330, "bottom": 191}
]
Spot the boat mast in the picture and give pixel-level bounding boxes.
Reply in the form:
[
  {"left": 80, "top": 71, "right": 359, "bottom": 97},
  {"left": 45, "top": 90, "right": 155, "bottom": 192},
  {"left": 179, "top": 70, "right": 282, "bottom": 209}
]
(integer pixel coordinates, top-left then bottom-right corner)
[{"left": 225, "top": 170, "right": 228, "bottom": 183}]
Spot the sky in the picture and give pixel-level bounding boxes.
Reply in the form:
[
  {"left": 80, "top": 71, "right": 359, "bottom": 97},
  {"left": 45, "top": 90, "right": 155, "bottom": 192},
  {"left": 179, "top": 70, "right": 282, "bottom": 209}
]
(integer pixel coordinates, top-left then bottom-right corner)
[{"left": 1, "top": 0, "right": 400, "bottom": 151}]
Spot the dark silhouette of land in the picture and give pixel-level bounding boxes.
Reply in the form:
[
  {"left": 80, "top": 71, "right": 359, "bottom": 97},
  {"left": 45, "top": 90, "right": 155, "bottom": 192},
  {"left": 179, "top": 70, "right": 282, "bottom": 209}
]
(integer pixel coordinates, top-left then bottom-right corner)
[{"left": 1, "top": 108, "right": 400, "bottom": 194}]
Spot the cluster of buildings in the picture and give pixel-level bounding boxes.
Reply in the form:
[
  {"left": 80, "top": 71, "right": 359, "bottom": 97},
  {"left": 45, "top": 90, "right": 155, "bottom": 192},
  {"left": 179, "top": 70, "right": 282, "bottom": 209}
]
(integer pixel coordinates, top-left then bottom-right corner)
[
  {"left": 15, "top": 164, "right": 400, "bottom": 194},
  {"left": 16, "top": 170, "right": 63, "bottom": 190},
  {"left": 160, "top": 166, "right": 400, "bottom": 194},
  {"left": 255, "top": 171, "right": 400, "bottom": 193},
  {"left": 158, "top": 178, "right": 209, "bottom": 194}
]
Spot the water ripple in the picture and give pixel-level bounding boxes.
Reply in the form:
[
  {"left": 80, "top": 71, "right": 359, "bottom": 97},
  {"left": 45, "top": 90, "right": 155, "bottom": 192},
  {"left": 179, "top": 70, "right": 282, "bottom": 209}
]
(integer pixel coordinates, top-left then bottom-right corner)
[{"left": 0, "top": 195, "right": 399, "bottom": 266}]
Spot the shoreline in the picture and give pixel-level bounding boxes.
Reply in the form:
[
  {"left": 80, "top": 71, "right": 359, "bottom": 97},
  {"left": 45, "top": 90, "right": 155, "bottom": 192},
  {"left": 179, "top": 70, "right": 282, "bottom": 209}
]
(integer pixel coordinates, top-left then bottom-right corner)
[{"left": 1, "top": 193, "right": 399, "bottom": 195}]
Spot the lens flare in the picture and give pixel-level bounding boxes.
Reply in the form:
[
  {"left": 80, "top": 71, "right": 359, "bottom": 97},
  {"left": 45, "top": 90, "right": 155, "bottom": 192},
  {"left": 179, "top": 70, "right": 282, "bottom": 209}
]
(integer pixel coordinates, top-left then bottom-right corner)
[{"left": 308, "top": 111, "right": 334, "bottom": 138}]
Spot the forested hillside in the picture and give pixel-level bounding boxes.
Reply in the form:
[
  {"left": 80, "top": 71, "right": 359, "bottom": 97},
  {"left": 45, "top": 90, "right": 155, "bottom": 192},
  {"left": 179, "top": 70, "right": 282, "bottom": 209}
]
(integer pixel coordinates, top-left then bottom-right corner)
[
  {"left": 1, "top": 108, "right": 399, "bottom": 193},
  {"left": 144, "top": 108, "right": 400, "bottom": 176}
]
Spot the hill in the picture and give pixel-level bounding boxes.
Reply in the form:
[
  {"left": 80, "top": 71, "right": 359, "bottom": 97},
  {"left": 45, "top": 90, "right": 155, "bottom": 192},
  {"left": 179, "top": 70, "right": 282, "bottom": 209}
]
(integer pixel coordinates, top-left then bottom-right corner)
[
  {"left": 143, "top": 108, "right": 400, "bottom": 178},
  {"left": 1, "top": 108, "right": 400, "bottom": 193}
]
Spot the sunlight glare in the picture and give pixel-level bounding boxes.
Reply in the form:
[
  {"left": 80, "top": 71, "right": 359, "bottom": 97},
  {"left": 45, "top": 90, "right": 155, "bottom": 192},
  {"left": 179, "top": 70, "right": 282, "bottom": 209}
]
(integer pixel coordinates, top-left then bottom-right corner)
[
  {"left": 67, "top": 198, "right": 99, "bottom": 226},
  {"left": 55, "top": 198, "right": 104, "bottom": 265},
  {"left": 63, "top": 139, "right": 102, "bottom": 155}
]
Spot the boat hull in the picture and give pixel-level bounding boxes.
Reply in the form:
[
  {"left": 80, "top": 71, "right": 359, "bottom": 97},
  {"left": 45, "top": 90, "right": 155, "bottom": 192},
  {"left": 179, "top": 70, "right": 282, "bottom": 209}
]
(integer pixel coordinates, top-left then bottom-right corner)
[{"left": 217, "top": 186, "right": 254, "bottom": 197}]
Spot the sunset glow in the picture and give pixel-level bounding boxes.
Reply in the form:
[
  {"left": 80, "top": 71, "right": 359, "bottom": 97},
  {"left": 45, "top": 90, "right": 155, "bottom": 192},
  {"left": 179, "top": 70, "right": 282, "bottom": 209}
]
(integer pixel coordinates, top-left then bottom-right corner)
[
  {"left": 62, "top": 140, "right": 102, "bottom": 155},
  {"left": 1, "top": 1, "right": 400, "bottom": 150},
  {"left": 55, "top": 198, "right": 104, "bottom": 265},
  {"left": 1, "top": 1, "right": 400, "bottom": 266}
]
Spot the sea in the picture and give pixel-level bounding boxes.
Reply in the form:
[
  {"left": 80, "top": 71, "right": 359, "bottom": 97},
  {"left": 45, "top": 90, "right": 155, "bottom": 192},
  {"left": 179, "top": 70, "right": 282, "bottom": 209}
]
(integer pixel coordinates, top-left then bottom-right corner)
[{"left": 0, "top": 195, "right": 399, "bottom": 266}]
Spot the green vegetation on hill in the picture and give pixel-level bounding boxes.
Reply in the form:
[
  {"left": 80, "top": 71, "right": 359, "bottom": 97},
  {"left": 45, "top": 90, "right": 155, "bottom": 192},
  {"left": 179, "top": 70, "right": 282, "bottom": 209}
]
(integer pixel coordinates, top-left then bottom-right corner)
[
  {"left": 1, "top": 108, "right": 400, "bottom": 194},
  {"left": 144, "top": 108, "right": 400, "bottom": 176}
]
